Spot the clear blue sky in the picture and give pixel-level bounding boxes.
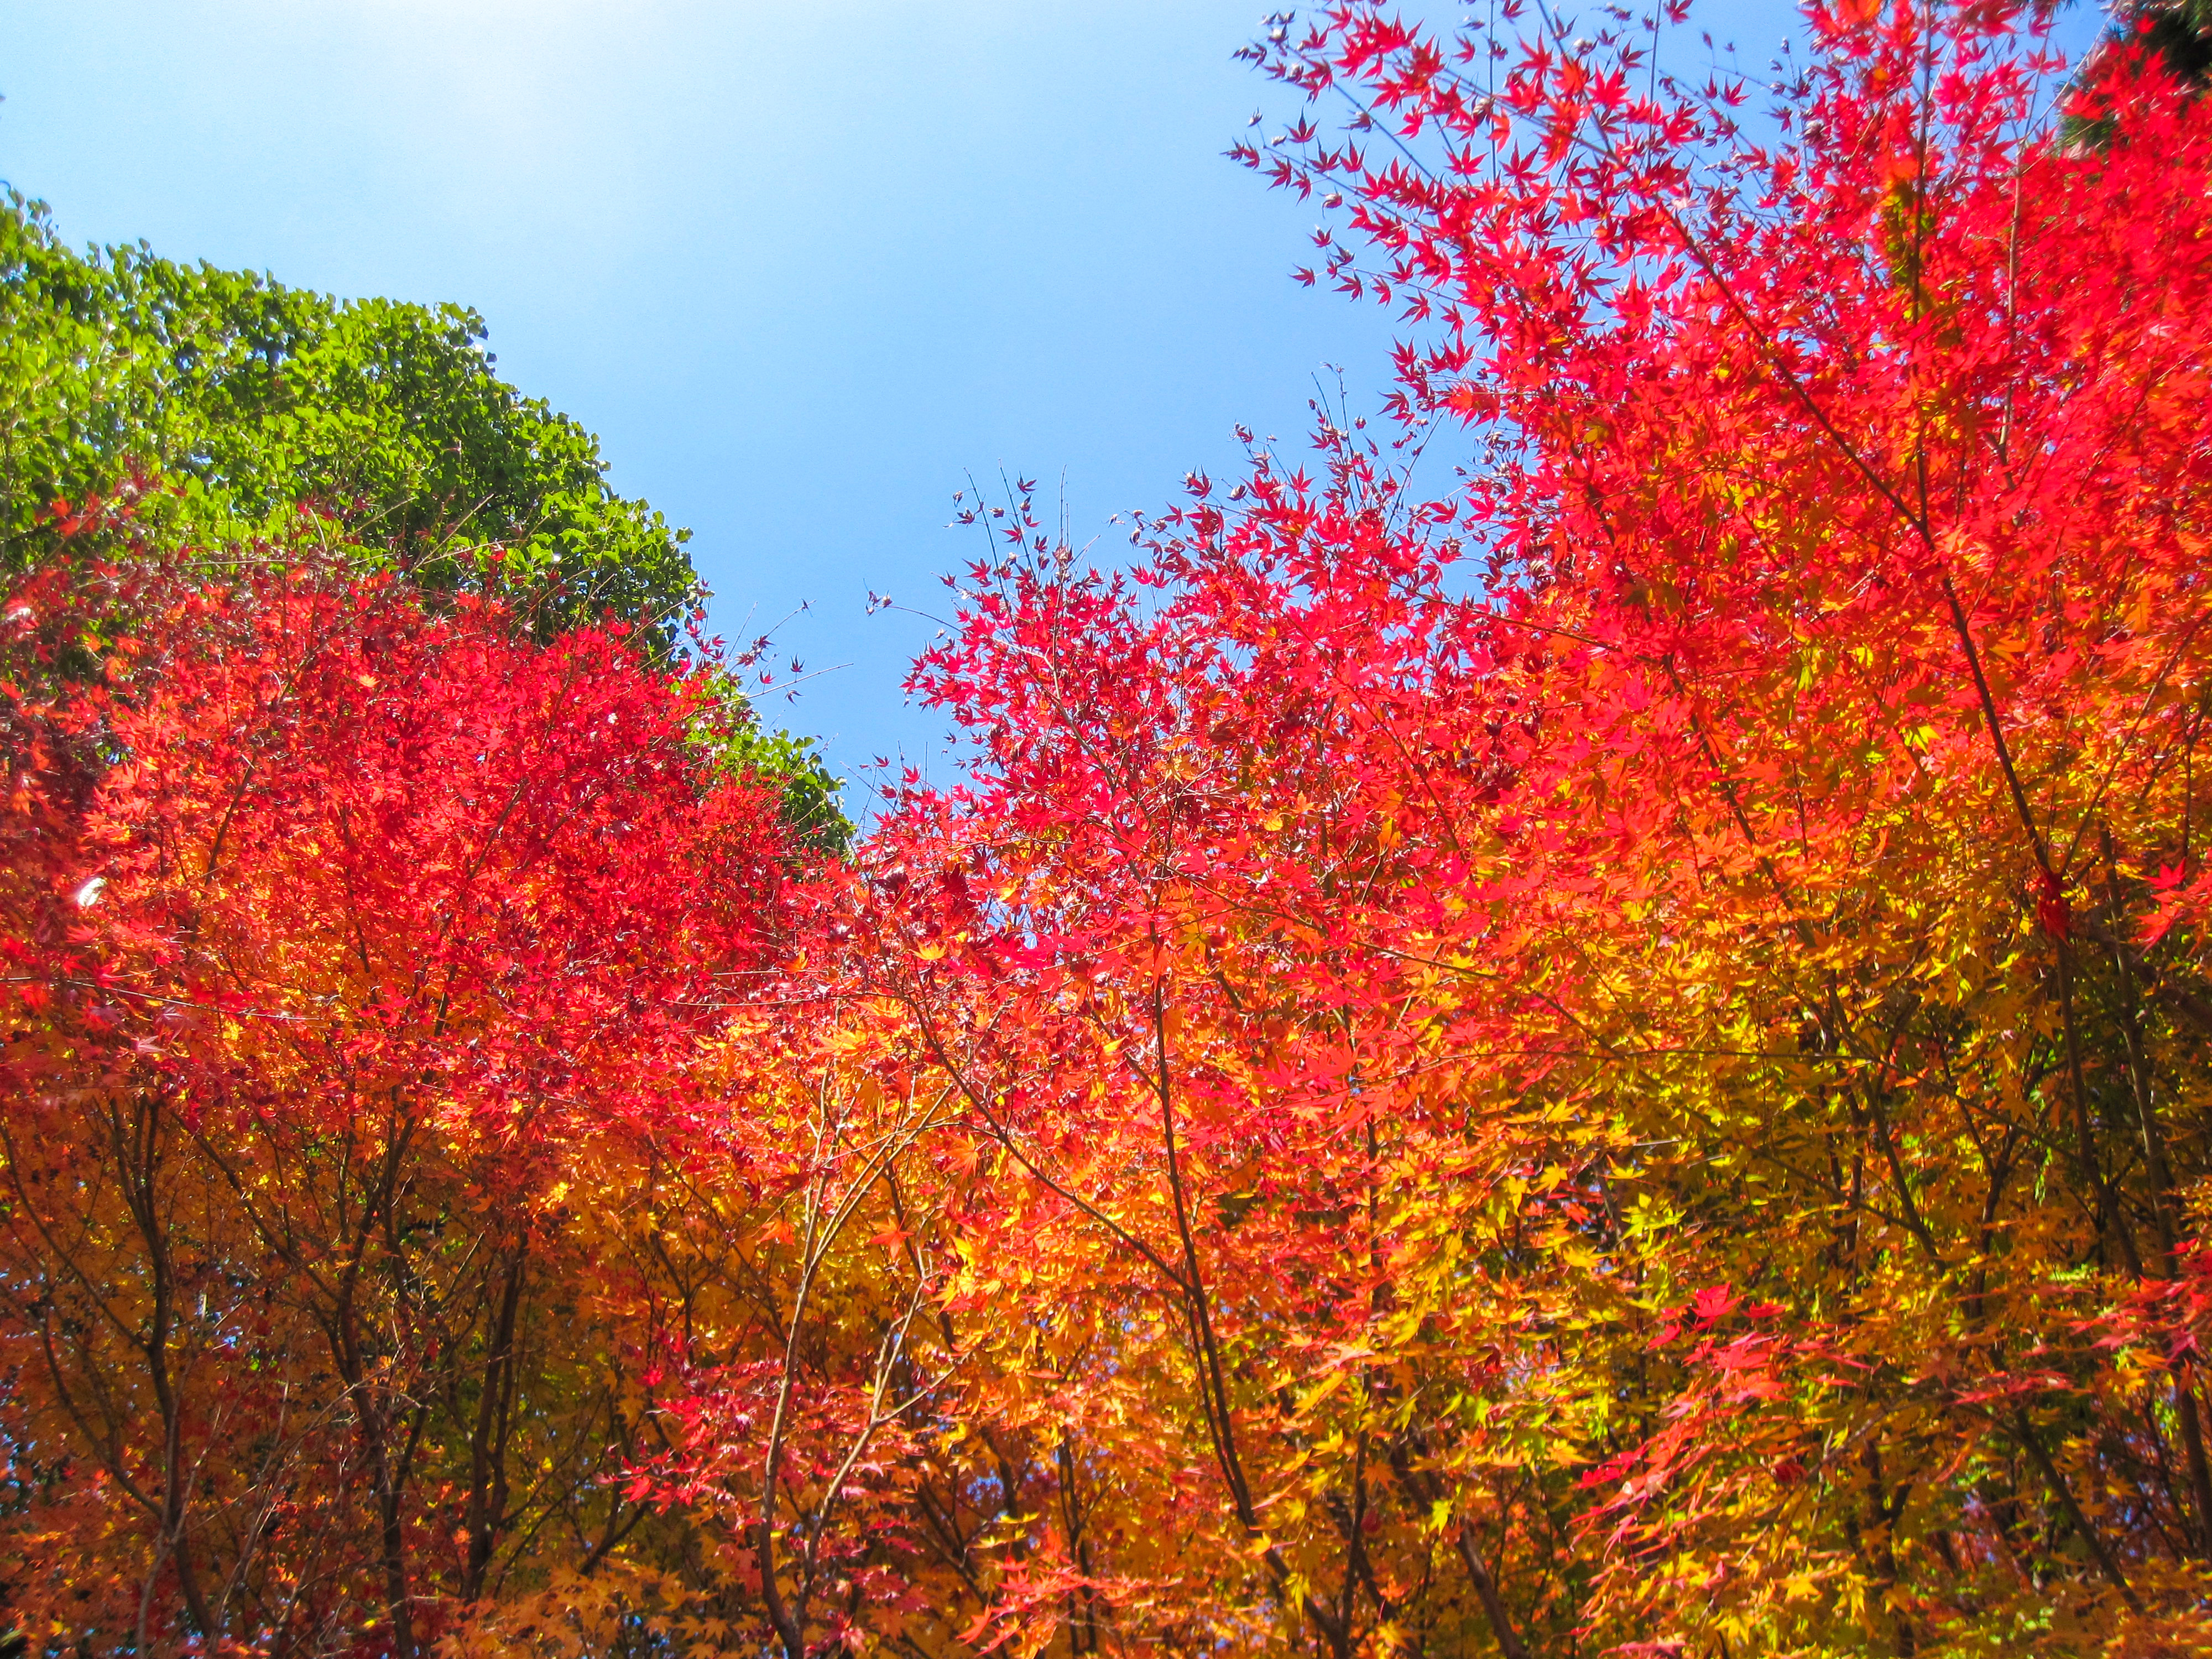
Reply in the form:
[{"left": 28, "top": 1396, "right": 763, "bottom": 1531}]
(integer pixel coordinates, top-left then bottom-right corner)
[{"left": 1, "top": 1, "right": 2102, "bottom": 801}]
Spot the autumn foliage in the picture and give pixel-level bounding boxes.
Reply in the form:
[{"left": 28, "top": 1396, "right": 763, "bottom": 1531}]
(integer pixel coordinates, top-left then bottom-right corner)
[{"left": 7, "top": 0, "right": 2212, "bottom": 1654}]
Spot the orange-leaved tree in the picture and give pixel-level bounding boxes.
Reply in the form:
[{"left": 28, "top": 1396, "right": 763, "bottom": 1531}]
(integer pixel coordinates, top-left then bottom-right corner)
[
  {"left": 14, "top": 1, "right": 2212, "bottom": 1655},
  {"left": 846, "top": 2, "right": 2212, "bottom": 1654},
  {"left": 0, "top": 541, "right": 815, "bottom": 1653}
]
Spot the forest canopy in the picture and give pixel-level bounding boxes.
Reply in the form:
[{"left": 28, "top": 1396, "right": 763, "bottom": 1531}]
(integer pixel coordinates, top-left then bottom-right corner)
[{"left": 6, "top": 1, "right": 2212, "bottom": 1656}]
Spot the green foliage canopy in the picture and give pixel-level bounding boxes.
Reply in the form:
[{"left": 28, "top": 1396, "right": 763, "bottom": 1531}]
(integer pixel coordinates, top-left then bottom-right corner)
[{"left": 0, "top": 190, "right": 695, "bottom": 634}]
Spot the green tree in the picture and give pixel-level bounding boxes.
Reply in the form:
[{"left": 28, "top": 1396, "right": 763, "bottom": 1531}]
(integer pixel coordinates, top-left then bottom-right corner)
[
  {"left": 0, "top": 190, "right": 693, "bottom": 633},
  {"left": 0, "top": 189, "right": 847, "bottom": 841}
]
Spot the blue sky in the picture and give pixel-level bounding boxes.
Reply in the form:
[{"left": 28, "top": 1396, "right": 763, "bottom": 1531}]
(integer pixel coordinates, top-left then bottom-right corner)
[{"left": 2, "top": 1, "right": 2104, "bottom": 804}]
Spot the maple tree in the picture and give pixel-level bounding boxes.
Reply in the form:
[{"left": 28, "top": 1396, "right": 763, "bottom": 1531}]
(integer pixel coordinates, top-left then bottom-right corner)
[
  {"left": 8, "top": 0, "right": 2212, "bottom": 1655},
  {"left": 0, "top": 538, "right": 823, "bottom": 1651},
  {"left": 843, "top": 1, "right": 2212, "bottom": 1653}
]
